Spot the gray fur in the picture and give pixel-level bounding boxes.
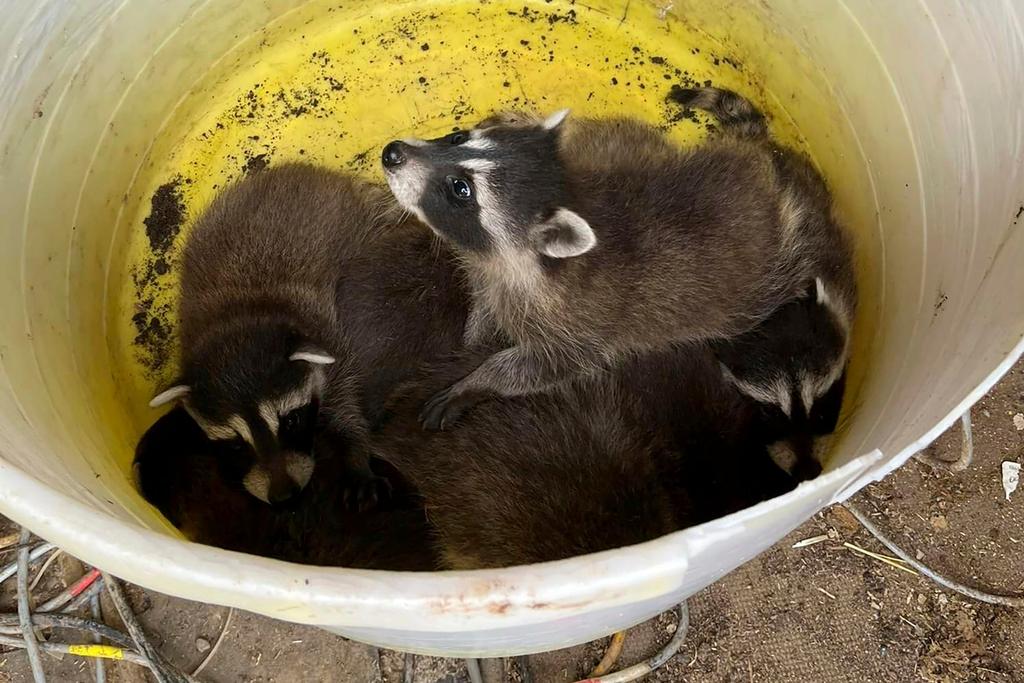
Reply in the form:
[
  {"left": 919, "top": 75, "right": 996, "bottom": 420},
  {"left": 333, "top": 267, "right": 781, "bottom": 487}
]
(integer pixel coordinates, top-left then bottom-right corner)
[
  {"left": 371, "top": 342, "right": 801, "bottom": 569},
  {"left": 163, "top": 163, "right": 412, "bottom": 503},
  {"left": 371, "top": 356, "right": 680, "bottom": 569},
  {"left": 383, "top": 87, "right": 856, "bottom": 429},
  {"left": 713, "top": 277, "right": 853, "bottom": 480},
  {"left": 144, "top": 157, "right": 800, "bottom": 566},
  {"left": 133, "top": 406, "right": 440, "bottom": 570}
]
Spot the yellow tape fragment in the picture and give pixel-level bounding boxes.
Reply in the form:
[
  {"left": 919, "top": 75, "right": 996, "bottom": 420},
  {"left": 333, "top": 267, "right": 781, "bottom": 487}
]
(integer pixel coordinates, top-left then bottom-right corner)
[{"left": 67, "top": 644, "right": 126, "bottom": 660}]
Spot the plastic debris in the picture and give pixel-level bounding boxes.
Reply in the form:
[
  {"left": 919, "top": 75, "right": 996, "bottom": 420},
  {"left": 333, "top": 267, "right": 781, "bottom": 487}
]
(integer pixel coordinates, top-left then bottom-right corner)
[
  {"left": 1002, "top": 461, "right": 1020, "bottom": 501},
  {"left": 792, "top": 534, "right": 829, "bottom": 548}
]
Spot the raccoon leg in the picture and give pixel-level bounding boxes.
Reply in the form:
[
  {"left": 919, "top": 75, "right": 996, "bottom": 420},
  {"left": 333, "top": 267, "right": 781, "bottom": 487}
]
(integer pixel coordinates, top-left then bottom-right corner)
[
  {"left": 315, "top": 429, "right": 392, "bottom": 511},
  {"left": 462, "top": 301, "right": 498, "bottom": 348},
  {"left": 419, "top": 344, "right": 581, "bottom": 430}
]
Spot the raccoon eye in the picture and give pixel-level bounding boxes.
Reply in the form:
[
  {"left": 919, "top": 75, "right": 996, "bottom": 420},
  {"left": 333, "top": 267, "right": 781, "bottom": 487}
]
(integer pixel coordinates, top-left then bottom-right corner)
[
  {"left": 282, "top": 408, "right": 306, "bottom": 435},
  {"left": 446, "top": 176, "right": 473, "bottom": 201},
  {"left": 447, "top": 131, "right": 468, "bottom": 145},
  {"left": 226, "top": 437, "right": 247, "bottom": 452},
  {"left": 281, "top": 404, "right": 316, "bottom": 436}
]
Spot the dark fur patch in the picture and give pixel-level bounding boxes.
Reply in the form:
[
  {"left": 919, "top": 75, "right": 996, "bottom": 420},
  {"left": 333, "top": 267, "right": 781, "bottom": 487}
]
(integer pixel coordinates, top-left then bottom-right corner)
[
  {"left": 713, "top": 287, "right": 845, "bottom": 403},
  {"left": 134, "top": 407, "right": 439, "bottom": 570},
  {"left": 391, "top": 88, "right": 856, "bottom": 439},
  {"left": 372, "top": 345, "right": 796, "bottom": 569},
  {"left": 415, "top": 165, "right": 492, "bottom": 252},
  {"left": 667, "top": 85, "right": 768, "bottom": 139},
  {"left": 173, "top": 164, "right": 421, "bottom": 498},
  {"left": 392, "top": 126, "right": 567, "bottom": 252}
]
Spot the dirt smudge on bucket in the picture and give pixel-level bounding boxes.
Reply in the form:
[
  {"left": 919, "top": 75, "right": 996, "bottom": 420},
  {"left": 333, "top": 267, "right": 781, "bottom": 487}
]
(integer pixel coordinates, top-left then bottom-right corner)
[{"left": 132, "top": 178, "right": 186, "bottom": 375}]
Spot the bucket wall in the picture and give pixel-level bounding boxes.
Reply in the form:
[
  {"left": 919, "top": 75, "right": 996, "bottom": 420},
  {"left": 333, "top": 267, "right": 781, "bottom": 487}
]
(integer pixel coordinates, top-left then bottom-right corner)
[{"left": 0, "top": 0, "right": 1021, "bottom": 656}]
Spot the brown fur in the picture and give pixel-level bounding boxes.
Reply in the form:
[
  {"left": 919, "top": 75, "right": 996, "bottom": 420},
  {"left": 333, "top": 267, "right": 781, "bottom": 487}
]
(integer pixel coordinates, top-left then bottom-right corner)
[
  {"left": 134, "top": 406, "right": 439, "bottom": 570},
  {"left": 371, "top": 354, "right": 682, "bottom": 569},
  {"left": 471, "top": 114, "right": 851, "bottom": 370},
  {"left": 395, "top": 89, "right": 855, "bottom": 431},
  {"left": 159, "top": 161, "right": 801, "bottom": 570},
  {"left": 168, "top": 163, "right": 468, "bottom": 502},
  {"left": 183, "top": 161, "right": 470, "bottom": 411},
  {"left": 178, "top": 163, "right": 398, "bottom": 433},
  {"left": 614, "top": 346, "right": 798, "bottom": 519},
  {"left": 370, "top": 345, "right": 797, "bottom": 569}
]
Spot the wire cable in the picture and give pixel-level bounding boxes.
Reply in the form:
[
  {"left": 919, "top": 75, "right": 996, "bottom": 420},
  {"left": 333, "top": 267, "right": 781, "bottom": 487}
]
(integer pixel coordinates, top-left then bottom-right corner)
[
  {"left": 0, "top": 612, "right": 133, "bottom": 647},
  {"left": 0, "top": 543, "right": 56, "bottom": 586},
  {"left": 403, "top": 652, "right": 416, "bottom": 683},
  {"left": 191, "top": 607, "right": 233, "bottom": 677},
  {"left": 465, "top": 658, "right": 484, "bottom": 683},
  {"left": 589, "top": 631, "right": 626, "bottom": 677},
  {"left": 0, "top": 634, "right": 152, "bottom": 667},
  {"left": 91, "top": 594, "right": 107, "bottom": 683},
  {"left": 573, "top": 602, "right": 689, "bottom": 683},
  {"left": 844, "top": 502, "right": 1023, "bottom": 607},
  {"left": 102, "top": 572, "right": 176, "bottom": 683},
  {"left": 17, "top": 528, "right": 46, "bottom": 683}
]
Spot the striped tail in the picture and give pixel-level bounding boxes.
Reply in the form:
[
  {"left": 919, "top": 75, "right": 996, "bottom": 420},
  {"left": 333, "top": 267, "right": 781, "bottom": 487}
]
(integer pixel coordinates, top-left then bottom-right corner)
[{"left": 668, "top": 85, "right": 768, "bottom": 139}]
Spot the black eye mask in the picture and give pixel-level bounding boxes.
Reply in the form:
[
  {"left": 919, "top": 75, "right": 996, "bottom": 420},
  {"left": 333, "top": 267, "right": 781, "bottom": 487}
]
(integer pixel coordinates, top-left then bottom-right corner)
[{"left": 279, "top": 401, "right": 319, "bottom": 452}]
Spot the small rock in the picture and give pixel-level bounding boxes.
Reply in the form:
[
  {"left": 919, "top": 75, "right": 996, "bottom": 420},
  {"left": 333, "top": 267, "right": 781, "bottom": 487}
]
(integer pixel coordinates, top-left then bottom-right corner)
[
  {"left": 930, "top": 514, "right": 949, "bottom": 531},
  {"left": 1013, "top": 413, "right": 1024, "bottom": 431},
  {"left": 666, "top": 622, "right": 677, "bottom": 634},
  {"left": 196, "top": 637, "right": 211, "bottom": 653},
  {"left": 828, "top": 506, "right": 860, "bottom": 534}
]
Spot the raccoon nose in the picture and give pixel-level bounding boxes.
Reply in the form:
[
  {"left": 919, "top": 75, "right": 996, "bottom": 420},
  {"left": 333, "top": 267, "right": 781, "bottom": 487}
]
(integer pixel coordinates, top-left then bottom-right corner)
[
  {"left": 267, "top": 479, "right": 300, "bottom": 505},
  {"left": 381, "top": 141, "right": 407, "bottom": 169}
]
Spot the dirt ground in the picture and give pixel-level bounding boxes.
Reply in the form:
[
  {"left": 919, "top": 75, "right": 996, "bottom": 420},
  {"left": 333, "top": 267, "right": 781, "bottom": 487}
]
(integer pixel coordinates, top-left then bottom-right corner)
[{"left": 1, "top": 358, "right": 1021, "bottom": 683}]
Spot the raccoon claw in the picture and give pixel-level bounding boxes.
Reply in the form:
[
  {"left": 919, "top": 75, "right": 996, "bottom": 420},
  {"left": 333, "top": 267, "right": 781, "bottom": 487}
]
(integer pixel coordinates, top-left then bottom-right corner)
[
  {"left": 420, "top": 387, "right": 479, "bottom": 430},
  {"left": 343, "top": 474, "right": 392, "bottom": 512}
]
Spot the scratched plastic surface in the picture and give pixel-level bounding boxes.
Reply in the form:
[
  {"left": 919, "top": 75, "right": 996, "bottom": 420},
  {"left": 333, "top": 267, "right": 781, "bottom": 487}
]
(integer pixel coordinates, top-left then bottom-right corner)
[{"left": 0, "top": 0, "right": 1022, "bottom": 656}]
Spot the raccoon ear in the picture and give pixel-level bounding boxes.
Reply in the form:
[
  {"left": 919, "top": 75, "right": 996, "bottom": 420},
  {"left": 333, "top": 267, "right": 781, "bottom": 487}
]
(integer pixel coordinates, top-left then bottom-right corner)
[
  {"left": 541, "top": 108, "right": 570, "bottom": 131},
  {"left": 531, "top": 208, "right": 596, "bottom": 259},
  {"left": 289, "top": 345, "right": 336, "bottom": 365},
  {"left": 813, "top": 276, "right": 830, "bottom": 306},
  {"left": 149, "top": 384, "right": 190, "bottom": 408},
  {"left": 718, "top": 362, "right": 740, "bottom": 386}
]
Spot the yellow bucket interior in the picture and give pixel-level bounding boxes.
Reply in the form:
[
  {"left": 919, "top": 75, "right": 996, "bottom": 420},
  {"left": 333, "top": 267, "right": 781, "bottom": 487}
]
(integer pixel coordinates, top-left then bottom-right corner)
[{"left": 96, "top": 0, "right": 878, "bottom": 529}]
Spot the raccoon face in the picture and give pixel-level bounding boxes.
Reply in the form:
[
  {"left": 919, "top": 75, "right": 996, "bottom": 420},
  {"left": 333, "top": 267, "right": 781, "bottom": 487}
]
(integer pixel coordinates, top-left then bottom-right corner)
[
  {"left": 381, "top": 109, "right": 597, "bottom": 261},
  {"left": 717, "top": 278, "right": 851, "bottom": 439},
  {"left": 150, "top": 323, "right": 335, "bottom": 505}
]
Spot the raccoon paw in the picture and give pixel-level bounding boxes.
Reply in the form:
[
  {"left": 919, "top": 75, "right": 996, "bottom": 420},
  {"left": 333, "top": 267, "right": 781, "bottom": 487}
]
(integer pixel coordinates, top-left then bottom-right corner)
[
  {"left": 343, "top": 474, "right": 392, "bottom": 512},
  {"left": 420, "top": 385, "right": 481, "bottom": 430},
  {"left": 790, "top": 457, "right": 823, "bottom": 482}
]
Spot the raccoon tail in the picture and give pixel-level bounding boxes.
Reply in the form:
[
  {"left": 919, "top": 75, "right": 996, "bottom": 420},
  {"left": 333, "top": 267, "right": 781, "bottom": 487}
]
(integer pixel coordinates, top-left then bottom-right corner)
[{"left": 668, "top": 85, "right": 767, "bottom": 139}]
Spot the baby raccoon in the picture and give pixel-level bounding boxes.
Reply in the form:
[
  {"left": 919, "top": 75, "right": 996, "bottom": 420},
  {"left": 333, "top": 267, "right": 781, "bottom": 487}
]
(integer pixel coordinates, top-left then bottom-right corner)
[
  {"left": 134, "top": 406, "right": 438, "bottom": 570},
  {"left": 371, "top": 354, "right": 681, "bottom": 569},
  {"left": 381, "top": 87, "right": 855, "bottom": 430},
  {"left": 372, "top": 342, "right": 806, "bottom": 569},
  {"left": 149, "top": 163, "right": 415, "bottom": 504},
  {"left": 331, "top": 202, "right": 470, "bottom": 427},
  {"left": 713, "top": 277, "right": 852, "bottom": 480},
  {"left": 616, "top": 346, "right": 800, "bottom": 514}
]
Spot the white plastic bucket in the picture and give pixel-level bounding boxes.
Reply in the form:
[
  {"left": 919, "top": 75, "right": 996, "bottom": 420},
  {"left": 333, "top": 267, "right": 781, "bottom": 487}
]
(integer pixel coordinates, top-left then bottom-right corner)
[{"left": 1, "top": 0, "right": 1022, "bottom": 657}]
